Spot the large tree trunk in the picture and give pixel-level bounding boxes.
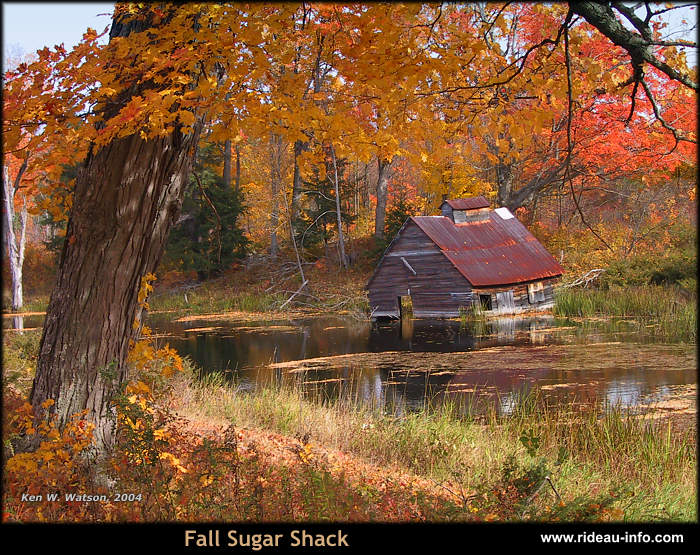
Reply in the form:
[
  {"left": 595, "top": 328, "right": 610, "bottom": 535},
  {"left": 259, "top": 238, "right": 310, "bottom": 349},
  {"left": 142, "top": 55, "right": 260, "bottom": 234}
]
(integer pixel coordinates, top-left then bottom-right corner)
[
  {"left": 363, "top": 162, "right": 370, "bottom": 210},
  {"left": 31, "top": 127, "right": 201, "bottom": 451},
  {"left": 269, "top": 133, "right": 282, "bottom": 258},
  {"left": 495, "top": 161, "right": 515, "bottom": 209},
  {"left": 30, "top": 7, "right": 203, "bottom": 453},
  {"left": 498, "top": 158, "right": 571, "bottom": 212},
  {"left": 374, "top": 157, "right": 393, "bottom": 239},
  {"left": 290, "top": 139, "right": 306, "bottom": 227},
  {"left": 223, "top": 138, "right": 232, "bottom": 187},
  {"left": 235, "top": 142, "right": 241, "bottom": 194}
]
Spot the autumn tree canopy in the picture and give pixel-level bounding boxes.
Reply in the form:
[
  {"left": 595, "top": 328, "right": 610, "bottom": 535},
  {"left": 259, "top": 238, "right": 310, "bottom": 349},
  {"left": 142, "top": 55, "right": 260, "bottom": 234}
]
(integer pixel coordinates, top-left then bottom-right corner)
[{"left": 5, "top": 4, "right": 695, "bottom": 205}]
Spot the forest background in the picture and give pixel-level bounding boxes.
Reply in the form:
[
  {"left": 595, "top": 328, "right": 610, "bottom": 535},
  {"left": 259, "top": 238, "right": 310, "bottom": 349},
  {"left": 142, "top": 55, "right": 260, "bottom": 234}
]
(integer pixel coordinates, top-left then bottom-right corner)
[
  {"left": 1, "top": 2, "right": 697, "bottom": 525},
  {"left": 3, "top": 2, "right": 696, "bottom": 313}
]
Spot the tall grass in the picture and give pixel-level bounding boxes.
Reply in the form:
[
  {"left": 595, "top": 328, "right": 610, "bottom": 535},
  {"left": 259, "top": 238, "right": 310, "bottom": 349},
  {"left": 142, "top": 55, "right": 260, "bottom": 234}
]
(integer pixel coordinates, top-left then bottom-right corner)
[
  {"left": 148, "top": 280, "right": 369, "bottom": 316},
  {"left": 3, "top": 329, "right": 694, "bottom": 521},
  {"left": 459, "top": 302, "right": 489, "bottom": 336},
  {"left": 149, "top": 286, "right": 285, "bottom": 314},
  {"left": 554, "top": 285, "right": 696, "bottom": 342},
  {"left": 2, "top": 329, "right": 41, "bottom": 393},
  {"left": 175, "top": 369, "right": 696, "bottom": 521},
  {"left": 1, "top": 295, "right": 50, "bottom": 313}
]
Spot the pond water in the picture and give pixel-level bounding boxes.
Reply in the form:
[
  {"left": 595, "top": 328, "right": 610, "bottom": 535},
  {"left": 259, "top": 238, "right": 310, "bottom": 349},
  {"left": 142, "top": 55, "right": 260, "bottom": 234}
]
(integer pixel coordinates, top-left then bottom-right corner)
[
  {"left": 5, "top": 312, "right": 695, "bottom": 416},
  {"left": 145, "top": 313, "right": 696, "bottom": 416}
]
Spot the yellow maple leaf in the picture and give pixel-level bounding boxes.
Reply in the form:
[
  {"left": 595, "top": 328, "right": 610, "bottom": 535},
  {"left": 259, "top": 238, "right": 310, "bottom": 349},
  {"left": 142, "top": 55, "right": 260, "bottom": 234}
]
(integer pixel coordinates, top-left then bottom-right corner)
[{"left": 179, "top": 110, "right": 195, "bottom": 126}]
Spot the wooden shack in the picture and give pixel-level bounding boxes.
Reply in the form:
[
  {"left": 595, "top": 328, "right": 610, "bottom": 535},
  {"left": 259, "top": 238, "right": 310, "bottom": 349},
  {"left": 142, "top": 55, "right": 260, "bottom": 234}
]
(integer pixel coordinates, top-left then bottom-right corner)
[{"left": 366, "top": 196, "right": 564, "bottom": 319}]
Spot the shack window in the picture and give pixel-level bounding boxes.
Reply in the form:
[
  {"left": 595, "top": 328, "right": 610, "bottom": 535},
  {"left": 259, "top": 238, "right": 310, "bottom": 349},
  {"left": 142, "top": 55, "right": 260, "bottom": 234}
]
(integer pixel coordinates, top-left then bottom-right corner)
[
  {"left": 479, "top": 294, "right": 492, "bottom": 311},
  {"left": 528, "top": 282, "right": 545, "bottom": 303}
]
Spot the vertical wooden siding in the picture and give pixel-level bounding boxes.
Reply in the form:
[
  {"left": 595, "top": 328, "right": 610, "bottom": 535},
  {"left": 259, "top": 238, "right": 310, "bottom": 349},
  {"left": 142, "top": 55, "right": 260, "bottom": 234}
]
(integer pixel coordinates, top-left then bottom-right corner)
[{"left": 368, "top": 221, "right": 473, "bottom": 318}]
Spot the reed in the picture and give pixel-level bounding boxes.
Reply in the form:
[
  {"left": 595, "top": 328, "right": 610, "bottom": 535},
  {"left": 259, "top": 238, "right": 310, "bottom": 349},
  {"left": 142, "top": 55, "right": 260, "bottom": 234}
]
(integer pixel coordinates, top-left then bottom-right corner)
[
  {"left": 148, "top": 285, "right": 286, "bottom": 314},
  {"left": 4, "top": 330, "right": 694, "bottom": 522},
  {"left": 554, "top": 285, "right": 696, "bottom": 342},
  {"left": 176, "top": 369, "right": 696, "bottom": 521}
]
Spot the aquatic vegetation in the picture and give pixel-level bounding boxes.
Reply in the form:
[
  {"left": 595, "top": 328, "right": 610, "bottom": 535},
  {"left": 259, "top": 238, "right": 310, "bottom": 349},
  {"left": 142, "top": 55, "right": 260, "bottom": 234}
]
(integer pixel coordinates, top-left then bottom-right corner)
[
  {"left": 553, "top": 285, "right": 696, "bottom": 343},
  {"left": 175, "top": 373, "right": 696, "bottom": 522},
  {"left": 2, "top": 310, "right": 695, "bottom": 523}
]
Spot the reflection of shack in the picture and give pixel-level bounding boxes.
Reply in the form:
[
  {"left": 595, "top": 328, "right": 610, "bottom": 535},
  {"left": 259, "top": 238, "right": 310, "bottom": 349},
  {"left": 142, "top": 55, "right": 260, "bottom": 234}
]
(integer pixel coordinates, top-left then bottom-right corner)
[
  {"left": 474, "top": 315, "right": 556, "bottom": 348},
  {"left": 493, "top": 317, "right": 516, "bottom": 339},
  {"left": 368, "top": 319, "right": 477, "bottom": 352},
  {"left": 446, "top": 365, "right": 551, "bottom": 399},
  {"left": 367, "top": 196, "right": 564, "bottom": 319}
]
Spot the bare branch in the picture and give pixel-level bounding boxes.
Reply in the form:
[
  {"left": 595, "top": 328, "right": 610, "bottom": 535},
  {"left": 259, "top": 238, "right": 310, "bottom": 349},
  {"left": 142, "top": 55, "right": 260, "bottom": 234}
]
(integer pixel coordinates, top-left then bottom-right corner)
[
  {"left": 625, "top": 79, "right": 640, "bottom": 123},
  {"left": 648, "top": 3, "right": 697, "bottom": 18},
  {"left": 611, "top": 1, "right": 652, "bottom": 40},
  {"left": 12, "top": 154, "right": 30, "bottom": 193},
  {"left": 571, "top": 1, "right": 698, "bottom": 91},
  {"left": 482, "top": 2, "right": 513, "bottom": 47},
  {"left": 648, "top": 39, "right": 697, "bottom": 48},
  {"left": 640, "top": 78, "right": 693, "bottom": 152},
  {"left": 563, "top": 15, "right": 614, "bottom": 252}
]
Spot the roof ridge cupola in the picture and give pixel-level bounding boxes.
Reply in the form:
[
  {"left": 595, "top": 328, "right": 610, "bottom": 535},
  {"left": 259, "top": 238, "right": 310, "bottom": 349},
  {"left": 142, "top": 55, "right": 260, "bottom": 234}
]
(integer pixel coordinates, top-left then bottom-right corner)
[{"left": 440, "top": 195, "right": 490, "bottom": 223}]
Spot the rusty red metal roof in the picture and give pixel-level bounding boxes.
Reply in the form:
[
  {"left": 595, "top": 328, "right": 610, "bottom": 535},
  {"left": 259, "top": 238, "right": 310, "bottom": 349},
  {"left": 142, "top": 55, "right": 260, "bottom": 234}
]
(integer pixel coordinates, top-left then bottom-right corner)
[
  {"left": 410, "top": 211, "right": 564, "bottom": 286},
  {"left": 441, "top": 196, "right": 490, "bottom": 210}
]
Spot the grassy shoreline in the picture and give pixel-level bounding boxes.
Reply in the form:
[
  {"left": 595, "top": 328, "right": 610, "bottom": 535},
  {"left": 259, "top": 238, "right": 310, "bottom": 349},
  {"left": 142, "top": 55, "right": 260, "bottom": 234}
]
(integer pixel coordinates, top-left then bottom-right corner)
[
  {"left": 9, "top": 280, "right": 695, "bottom": 342},
  {"left": 553, "top": 285, "right": 696, "bottom": 342},
  {"left": 2, "top": 325, "right": 696, "bottom": 522},
  {"left": 171, "top": 365, "right": 696, "bottom": 521},
  {"left": 2, "top": 277, "right": 697, "bottom": 522}
]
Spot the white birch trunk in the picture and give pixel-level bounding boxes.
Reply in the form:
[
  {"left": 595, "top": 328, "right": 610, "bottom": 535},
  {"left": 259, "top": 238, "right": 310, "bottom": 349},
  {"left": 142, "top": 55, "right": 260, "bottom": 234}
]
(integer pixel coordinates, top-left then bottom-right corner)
[
  {"left": 330, "top": 145, "right": 348, "bottom": 269},
  {"left": 374, "top": 156, "right": 394, "bottom": 239},
  {"left": 3, "top": 164, "right": 28, "bottom": 312}
]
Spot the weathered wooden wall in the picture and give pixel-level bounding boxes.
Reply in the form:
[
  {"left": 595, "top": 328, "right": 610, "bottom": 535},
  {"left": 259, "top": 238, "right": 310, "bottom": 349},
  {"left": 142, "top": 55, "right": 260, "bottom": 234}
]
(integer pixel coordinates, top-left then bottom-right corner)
[
  {"left": 367, "top": 220, "right": 473, "bottom": 318},
  {"left": 368, "top": 220, "right": 561, "bottom": 319},
  {"left": 472, "top": 276, "right": 558, "bottom": 314},
  {"left": 441, "top": 205, "right": 490, "bottom": 223}
]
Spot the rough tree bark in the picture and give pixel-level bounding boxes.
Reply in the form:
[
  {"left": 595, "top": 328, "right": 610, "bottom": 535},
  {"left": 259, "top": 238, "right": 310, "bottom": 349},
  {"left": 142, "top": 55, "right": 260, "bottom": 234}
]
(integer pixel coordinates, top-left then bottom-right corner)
[
  {"left": 290, "top": 139, "right": 306, "bottom": 227},
  {"left": 495, "top": 161, "right": 514, "bottom": 209},
  {"left": 223, "top": 138, "right": 232, "bottom": 187},
  {"left": 31, "top": 128, "right": 202, "bottom": 452},
  {"left": 569, "top": 2, "right": 697, "bottom": 92},
  {"left": 496, "top": 157, "right": 575, "bottom": 212},
  {"left": 269, "top": 133, "right": 282, "bottom": 258},
  {"left": 29, "top": 8, "right": 203, "bottom": 452},
  {"left": 235, "top": 142, "right": 241, "bottom": 194}
]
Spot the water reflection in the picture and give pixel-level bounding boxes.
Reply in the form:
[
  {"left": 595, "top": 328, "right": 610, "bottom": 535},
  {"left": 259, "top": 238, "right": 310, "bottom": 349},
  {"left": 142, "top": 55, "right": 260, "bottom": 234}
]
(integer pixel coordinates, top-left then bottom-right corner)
[
  {"left": 1, "top": 314, "right": 43, "bottom": 332},
  {"left": 369, "top": 316, "right": 558, "bottom": 352},
  {"left": 149, "top": 314, "right": 693, "bottom": 417},
  {"left": 12, "top": 315, "right": 24, "bottom": 332},
  {"left": 5, "top": 310, "right": 694, "bottom": 417}
]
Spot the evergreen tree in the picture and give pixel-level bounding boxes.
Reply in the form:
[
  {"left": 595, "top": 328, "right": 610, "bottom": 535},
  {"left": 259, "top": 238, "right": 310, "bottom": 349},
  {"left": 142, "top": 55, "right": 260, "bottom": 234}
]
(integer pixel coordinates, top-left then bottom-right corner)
[
  {"left": 163, "top": 143, "right": 248, "bottom": 279},
  {"left": 383, "top": 196, "right": 417, "bottom": 241}
]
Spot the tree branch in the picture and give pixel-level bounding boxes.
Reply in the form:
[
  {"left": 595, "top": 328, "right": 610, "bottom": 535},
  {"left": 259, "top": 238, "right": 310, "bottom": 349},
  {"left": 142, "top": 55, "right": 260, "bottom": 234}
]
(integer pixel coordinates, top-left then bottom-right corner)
[
  {"left": 570, "top": 1, "right": 698, "bottom": 91},
  {"left": 193, "top": 171, "right": 222, "bottom": 264},
  {"left": 564, "top": 15, "right": 614, "bottom": 252}
]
